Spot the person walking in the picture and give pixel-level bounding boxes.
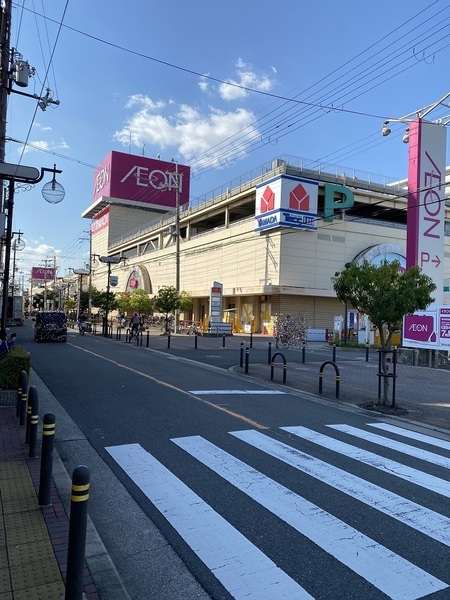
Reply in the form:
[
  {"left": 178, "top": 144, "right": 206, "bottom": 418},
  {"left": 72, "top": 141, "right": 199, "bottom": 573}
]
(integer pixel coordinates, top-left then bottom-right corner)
[{"left": 129, "top": 313, "right": 140, "bottom": 339}]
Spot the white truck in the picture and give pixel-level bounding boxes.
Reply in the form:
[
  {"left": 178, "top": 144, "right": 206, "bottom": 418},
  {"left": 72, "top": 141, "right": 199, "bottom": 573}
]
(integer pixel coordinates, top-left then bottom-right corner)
[{"left": 0, "top": 296, "right": 24, "bottom": 326}]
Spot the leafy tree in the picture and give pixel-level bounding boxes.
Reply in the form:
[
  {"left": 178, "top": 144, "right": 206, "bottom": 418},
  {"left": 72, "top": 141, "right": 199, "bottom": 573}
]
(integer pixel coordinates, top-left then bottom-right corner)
[
  {"left": 129, "top": 289, "right": 154, "bottom": 315},
  {"left": 179, "top": 291, "right": 193, "bottom": 314},
  {"left": 273, "top": 313, "right": 308, "bottom": 349},
  {"left": 63, "top": 298, "right": 76, "bottom": 313},
  {"left": 115, "top": 291, "right": 132, "bottom": 315},
  {"left": 91, "top": 288, "right": 117, "bottom": 313},
  {"left": 153, "top": 285, "right": 180, "bottom": 333},
  {"left": 333, "top": 260, "right": 435, "bottom": 405}
]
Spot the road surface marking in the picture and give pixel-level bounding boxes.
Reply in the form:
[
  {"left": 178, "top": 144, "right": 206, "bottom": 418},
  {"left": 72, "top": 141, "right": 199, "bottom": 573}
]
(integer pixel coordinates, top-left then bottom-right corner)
[
  {"left": 328, "top": 424, "right": 450, "bottom": 469},
  {"left": 189, "top": 390, "right": 285, "bottom": 395},
  {"left": 173, "top": 434, "right": 446, "bottom": 600},
  {"left": 231, "top": 429, "right": 450, "bottom": 546},
  {"left": 283, "top": 426, "right": 450, "bottom": 496},
  {"left": 106, "top": 442, "right": 312, "bottom": 600},
  {"left": 369, "top": 422, "right": 450, "bottom": 451}
]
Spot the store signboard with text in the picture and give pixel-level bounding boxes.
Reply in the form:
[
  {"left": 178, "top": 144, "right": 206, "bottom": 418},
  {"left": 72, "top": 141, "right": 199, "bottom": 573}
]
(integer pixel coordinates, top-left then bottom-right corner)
[{"left": 403, "top": 306, "right": 450, "bottom": 350}]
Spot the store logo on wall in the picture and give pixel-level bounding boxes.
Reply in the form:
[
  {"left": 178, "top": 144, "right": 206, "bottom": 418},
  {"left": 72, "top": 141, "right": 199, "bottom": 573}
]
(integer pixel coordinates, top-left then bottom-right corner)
[
  {"left": 260, "top": 186, "right": 275, "bottom": 213},
  {"left": 255, "top": 175, "right": 318, "bottom": 232}
]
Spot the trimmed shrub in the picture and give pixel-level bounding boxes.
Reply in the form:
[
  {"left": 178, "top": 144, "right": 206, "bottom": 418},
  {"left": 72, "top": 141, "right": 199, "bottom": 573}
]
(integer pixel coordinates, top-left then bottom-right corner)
[{"left": 0, "top": 345, "right": 31, "bottom": 389}]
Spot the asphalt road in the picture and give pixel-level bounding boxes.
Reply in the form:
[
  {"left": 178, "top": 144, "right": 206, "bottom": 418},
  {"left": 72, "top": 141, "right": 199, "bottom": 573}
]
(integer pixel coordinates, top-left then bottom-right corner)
[{"left": 18, "top": 321, "right": 450, "bottom": 599}]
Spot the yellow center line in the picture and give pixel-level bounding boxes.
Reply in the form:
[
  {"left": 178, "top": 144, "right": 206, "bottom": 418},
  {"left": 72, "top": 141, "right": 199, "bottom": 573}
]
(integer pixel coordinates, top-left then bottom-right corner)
[{"left": 68, "top": 343, "right": 267, "bottom": 430}]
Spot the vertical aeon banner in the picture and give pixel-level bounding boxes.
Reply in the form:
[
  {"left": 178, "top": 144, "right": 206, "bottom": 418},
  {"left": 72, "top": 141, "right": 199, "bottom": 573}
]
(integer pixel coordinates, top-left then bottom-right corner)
[
  {"left": 92, "top": 151, "right": 190, "bottom": 209},
  {"left": 91, "top": 207, "right": 109, "bottom": 235},
  {"left": 406, "top": 119, "right": 447, "bottom": 304},
  {"left": 255, "top": 175, "right": 318, "bottom": 232}
]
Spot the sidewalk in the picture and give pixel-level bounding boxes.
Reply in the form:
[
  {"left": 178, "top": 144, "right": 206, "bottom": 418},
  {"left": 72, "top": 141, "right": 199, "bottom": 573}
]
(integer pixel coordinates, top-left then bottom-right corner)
[{"left": 0, "top": 402, "right": 99, "bottom": 600}]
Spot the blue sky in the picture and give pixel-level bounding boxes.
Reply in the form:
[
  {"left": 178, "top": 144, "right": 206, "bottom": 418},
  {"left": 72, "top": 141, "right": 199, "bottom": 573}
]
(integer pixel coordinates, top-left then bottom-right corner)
[{"left": 7, "top": 0, "right": 450, "bottom": 280}]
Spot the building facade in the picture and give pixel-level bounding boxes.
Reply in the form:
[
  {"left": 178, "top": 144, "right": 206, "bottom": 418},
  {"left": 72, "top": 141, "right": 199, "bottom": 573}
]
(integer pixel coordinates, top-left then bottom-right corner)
[{"left": 83, "top": 153, "right": 450, "bottom": 337}]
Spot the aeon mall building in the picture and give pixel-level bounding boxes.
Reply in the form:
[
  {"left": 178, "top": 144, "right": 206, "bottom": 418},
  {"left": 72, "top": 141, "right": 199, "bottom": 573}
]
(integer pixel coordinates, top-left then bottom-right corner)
[{"left": 83, "top": 144, "right": 450, "bottom": 337}]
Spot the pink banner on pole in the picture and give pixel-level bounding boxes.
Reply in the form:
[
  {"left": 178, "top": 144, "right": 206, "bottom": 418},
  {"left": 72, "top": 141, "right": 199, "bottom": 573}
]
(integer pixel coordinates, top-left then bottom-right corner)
[
  {"left": 406, "top": 119, "right": 446, "bottom": 304},
  {"left": 92, "top": 151, "right": 190, "bottom": 208}
]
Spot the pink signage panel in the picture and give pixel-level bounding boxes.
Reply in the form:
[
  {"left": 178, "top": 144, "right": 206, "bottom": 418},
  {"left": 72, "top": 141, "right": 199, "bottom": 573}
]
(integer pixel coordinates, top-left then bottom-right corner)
[
  {"left": 92, "top": 151, "right": 190, "bottom": 208},
  {"left": 91, "top": 207, "right": 110, "bottom": 235},
  {"left": 406, "top": 119, "right": 446, "bottom": 304},
  {"left": 31, "top": 267, "right": 56, "bottom": 280}
]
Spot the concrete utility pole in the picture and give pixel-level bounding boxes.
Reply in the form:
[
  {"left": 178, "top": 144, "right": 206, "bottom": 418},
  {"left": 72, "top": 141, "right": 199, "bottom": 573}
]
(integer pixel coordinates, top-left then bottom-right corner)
[{"left": 0, "top": 0, "right": 11, "bottom": 167}]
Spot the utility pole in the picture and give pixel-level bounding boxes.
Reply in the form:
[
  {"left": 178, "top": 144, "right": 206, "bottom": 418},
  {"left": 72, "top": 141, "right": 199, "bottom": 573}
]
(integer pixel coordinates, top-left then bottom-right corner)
[{"left": 0, "top": 0, "right": 11, "bottom": 166}]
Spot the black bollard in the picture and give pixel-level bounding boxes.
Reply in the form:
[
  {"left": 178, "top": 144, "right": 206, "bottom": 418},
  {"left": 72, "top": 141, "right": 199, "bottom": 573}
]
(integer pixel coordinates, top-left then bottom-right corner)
[
  {"left": 250, "top": 331, "right": 253, "bottom": 348},
  {"left": 332, "top": 343, "right": 336, "bottom": 362},
  {"left": 245, "top": 347, "right": 250, "bottom": 374},
  {"left": 267, "top": 342, "right": 272, "bottom": 365},
  {"left": 195, "top": 334, "right": 198, "bottom": 349},
  {"left": 222, "top": 333, "right": 226, "bottom": 348},
  {"left": 65, "top": 465, "right": 90, "bottom": 600},
  {"left": 365, "top": 341, "right": 370, "bottom": 362},
  {"left": 240, "top": 342, "right": 244, "bottom": 367},
  {"left": 38, "top": 413, "right": 55, "bottom": 506},
  {"left": 302, "top": 344, "right": 306, "bottom": 364},
  {"left": 25, "top": 393, "right": 32, "bottom": 442},
  {"left": 17, "top": 370, "right": 27, "bottom": 419},
  {"left": 28, "top": 386, "right": 39, "bottom": 459},
  {"left": 167, "top": 332, "right": 171, "bottom": 348},
  {"left": 146, "top": 331, "right": 150, "bottom": 348}
]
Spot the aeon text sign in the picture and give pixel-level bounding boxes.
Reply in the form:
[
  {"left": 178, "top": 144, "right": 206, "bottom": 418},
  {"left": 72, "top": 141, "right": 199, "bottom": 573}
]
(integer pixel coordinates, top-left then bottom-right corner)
[
  {"left": 403, "top": 306, "right": 450, "bottom": 350},
  {"left": 255, "top": 175, "right": 318, "bottom": 232},
  {"left": 92, "top": 151, "right": 190, "bottom": 209},
  {"left": 406, "top": 120, "right": 447, "bottom": 304}
]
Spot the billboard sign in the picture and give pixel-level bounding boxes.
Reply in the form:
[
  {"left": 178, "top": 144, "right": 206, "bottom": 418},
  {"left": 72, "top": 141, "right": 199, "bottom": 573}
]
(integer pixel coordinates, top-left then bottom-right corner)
[
  {"left": 255, "top": 175, "right": 318, "bottom": 232},
  {"left": 92, "top": 151, "right": 190, "bottom": 209},
  {"left": 91, "top": 207, "right": 110, "bottom": 235},
  {"left": 31, "top": 267, "right": 56, "bottom": 281},
  {"left": 403, "top": 306, "right": 450, "bottom": 350},
  {"left": 406, "top": 119, "right": 447, "bottom": 304}
]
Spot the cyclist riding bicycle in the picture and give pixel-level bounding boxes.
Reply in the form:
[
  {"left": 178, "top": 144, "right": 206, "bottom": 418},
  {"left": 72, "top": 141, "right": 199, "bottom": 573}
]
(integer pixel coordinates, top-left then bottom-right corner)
[{"left": 129, "top": 313, "right": 140, "bottom": 339}]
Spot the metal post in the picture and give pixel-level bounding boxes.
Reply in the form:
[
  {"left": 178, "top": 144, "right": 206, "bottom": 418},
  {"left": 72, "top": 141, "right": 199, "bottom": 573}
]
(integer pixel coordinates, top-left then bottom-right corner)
[
  {"left": 245, "top": 347, "right": 249, "bottom": 374},
  {"left": 302, "top": 344, "right": 306, "bottom": 364},
  {"left": 167, "top": 332, "right": 171, "bottom": 348},
  {"left": 332, "top": 343, "right": 336, "bottom": 362},
  {"left": 28, "top": 386, "right": 38, "bottom": 459},
  {"left": 222, "top": 333, "right": 225, "bottom": 348},
  {"left": 365, "top": 341, "right": 369, "bottom": 362},
  {"left": 146, "top": 330, "right": 150, "bottom": 347},
  {"left": 267, "top": 341, "right": 272, "bottom": 365},
  {"left": 38, "top": 413, "right": 55, "bottom": 507},
  {"left": 195, "top": 334, "right": 198, "bottom": 349},
  {"left": 240, "top": 342, "right": 244, "bottom": 367},
  {"left": 65, "top": 465, "right": 90, "bottom": 600},
  {"left": 250, "top": 331, "right": 253, "bottom": 348}
]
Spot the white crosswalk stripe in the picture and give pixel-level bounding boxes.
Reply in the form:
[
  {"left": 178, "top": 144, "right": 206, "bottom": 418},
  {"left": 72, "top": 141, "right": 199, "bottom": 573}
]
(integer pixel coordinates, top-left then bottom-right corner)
[{"left": 107, "top": 422, "right": 450, "bottom": 599}]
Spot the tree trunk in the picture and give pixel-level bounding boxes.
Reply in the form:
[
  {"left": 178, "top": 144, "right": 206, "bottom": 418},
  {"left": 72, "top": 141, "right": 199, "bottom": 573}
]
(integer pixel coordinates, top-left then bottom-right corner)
[{"left": 377, "top": 326, "right": 390, "bottom": 406}]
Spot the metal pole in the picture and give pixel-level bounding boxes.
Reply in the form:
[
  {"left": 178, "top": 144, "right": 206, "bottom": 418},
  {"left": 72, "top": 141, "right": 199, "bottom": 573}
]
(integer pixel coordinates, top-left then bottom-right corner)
[
  {"left": 175, "top": 161, "right": 180, "bottom": 334},
  {"left": 245, "top": 347, "right": 249, "bottom": 374},
  {"left": 103, "top": 263, "right": 111, "bottom": 337},
  {"left": 0, "top": 180, "right": 14, "bottom": 338}
]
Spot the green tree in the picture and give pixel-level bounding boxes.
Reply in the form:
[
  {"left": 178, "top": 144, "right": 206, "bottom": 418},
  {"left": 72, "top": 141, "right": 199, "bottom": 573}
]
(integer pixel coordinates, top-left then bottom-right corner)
[
  {"left": 63, "top": 297, "right": 76, "bottom": 313},
  {"left": 129, "top": 289, "right": 154, "bottom": 315},
  {"left": 333, "top": 260, "right": 435, "bottom": 405},
  {"left": 153, "top": 285, "right": 180, "bottom": 333},
  {"left": 115, "top": 291, "right": 132, "bottom": 315},
  {"left": 179, "top": 291, "right": 193, "bottom": 314},
  {"left": 91, "top": 288, "right": 117, "bottom": 313}
]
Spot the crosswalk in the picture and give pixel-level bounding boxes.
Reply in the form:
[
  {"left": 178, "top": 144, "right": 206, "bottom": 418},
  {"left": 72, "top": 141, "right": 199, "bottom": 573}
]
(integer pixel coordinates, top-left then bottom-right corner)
[{"left": 106, "top": 422, "right": 450, "bottom": 599}]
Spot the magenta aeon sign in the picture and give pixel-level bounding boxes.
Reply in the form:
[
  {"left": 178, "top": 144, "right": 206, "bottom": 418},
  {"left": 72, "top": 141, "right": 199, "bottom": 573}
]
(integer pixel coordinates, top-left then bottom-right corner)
[
  {"left": 92, "top": 151, "right": 190, "bottom": 208},
  {"left": 406, "top": 119, "right": 447, "bottom": 304},
  {"left": 31, "top": 267, "right": 56, "bottom": 281},
  {"left": 403, "top": 314, "right": 435, "bottom": 343}
]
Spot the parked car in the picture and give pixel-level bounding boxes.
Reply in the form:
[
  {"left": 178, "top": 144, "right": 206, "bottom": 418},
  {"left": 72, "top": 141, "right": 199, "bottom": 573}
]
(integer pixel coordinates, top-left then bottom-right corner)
[{"left": 33, "top": 311, "right": 67, "bottom": 343}]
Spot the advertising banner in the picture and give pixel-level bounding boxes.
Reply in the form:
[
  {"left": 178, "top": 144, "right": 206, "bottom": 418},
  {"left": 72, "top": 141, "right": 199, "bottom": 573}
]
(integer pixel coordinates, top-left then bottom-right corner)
[
  {"left": 403, "top": 306, "right": 450, "bottom": 350},
  {"left": 92, "top": 151, "right": 190, "bottom": 209},
  {"left": 255, "top": 175, "right": 318, "bottom": 232},
  {"left": 31, "top": 267, "right": 56, "bottom": 281},
  {"left": 406, "top": 119, "right": 447, "bottom": 304}
]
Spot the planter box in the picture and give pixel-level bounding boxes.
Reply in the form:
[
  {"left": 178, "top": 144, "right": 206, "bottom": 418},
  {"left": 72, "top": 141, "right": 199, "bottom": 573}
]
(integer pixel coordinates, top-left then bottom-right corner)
[{"left": 0, "top": 390, "right": 17, "bottom": 406}]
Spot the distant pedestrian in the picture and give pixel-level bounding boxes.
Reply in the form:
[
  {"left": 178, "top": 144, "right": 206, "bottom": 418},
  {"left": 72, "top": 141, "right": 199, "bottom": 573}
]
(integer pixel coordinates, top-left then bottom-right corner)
[{"left": 130, "top": 313, "right": 139, "bottom": 338}]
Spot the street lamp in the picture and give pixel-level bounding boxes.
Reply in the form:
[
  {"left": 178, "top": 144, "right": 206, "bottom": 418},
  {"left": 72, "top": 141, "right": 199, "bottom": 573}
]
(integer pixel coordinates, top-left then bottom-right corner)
[
  {"left": 98, "top": 256, "right": 124, "bottom": 337},
  {"left": 73, "top": 268, "right": 90, "bottom": 321},
  {"left": 0, "top": 161, "right": 64, "bottom": 338}
]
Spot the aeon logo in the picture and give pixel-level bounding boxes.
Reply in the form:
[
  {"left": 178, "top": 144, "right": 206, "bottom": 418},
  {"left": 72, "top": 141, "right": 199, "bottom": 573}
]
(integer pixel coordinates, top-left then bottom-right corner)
[
  {"left": 260, "top": 186, "right": 275, "bottom": 213},
  {"left": 120, "top": 166, "right": 183, "bottom": 192},
  {"left": 94, "top": 163, "right": 110, "bottom": 195},
  {"left": 289, "top": 183, "right": 310, "bottom": 211}
]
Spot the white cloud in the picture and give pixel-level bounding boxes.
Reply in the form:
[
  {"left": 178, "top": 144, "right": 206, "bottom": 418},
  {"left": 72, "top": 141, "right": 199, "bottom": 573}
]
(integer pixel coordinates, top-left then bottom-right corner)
[
  {"left": 218, "top": 58, "right": 276, "bottom": 101},
  {"left": 114, "top": 97, "right": 260, "bottom": 168},
  {"left": 21, "top": 140, "right": 49, "bottom": 154}
]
